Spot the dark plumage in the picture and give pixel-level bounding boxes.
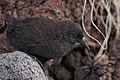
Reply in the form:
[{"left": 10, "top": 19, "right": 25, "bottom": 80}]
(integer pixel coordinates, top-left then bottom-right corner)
[{"left": 5, "top": 14, "right": 86, "bottom": 62}]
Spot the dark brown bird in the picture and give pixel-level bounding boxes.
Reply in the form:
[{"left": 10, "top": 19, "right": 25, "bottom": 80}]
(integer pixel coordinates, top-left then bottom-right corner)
[{"left": 5, "top": 14, "right": 88, "bottom": 63}]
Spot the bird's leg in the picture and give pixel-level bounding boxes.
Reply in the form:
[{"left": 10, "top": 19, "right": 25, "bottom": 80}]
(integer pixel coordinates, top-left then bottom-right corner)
[
  {"left": 43, "top": 57, "right": 62, "bottom": 69},
  {"left": 54, "top": 57, "right": 63, "bottom": 64}
]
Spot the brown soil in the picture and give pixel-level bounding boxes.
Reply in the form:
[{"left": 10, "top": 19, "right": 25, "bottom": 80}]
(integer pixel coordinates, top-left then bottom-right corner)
[{"left": 0, "top": 0, "right": 119, "bottom": 80}]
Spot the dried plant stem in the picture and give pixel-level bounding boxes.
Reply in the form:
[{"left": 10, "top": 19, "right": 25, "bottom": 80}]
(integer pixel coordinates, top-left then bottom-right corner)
[
  {"left": 113, "top": 0, "right": 120, "bottom": 38},
  {"left": 82, "top": 0, "right": 102, "bottom": 46},
  {"left": 94, "top": 0, "right": 112, "bottom": 64},
  {"left": 91, "top": 0, "right": 106, "bottom": 40},
  {"left": 82, "top": 0, "right": 119, "bottom": 65}
]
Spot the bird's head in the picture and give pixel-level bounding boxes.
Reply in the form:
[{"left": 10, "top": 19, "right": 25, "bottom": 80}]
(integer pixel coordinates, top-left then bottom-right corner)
[{"left": 59, "top": 21, "right": 90, "bottom": 50}]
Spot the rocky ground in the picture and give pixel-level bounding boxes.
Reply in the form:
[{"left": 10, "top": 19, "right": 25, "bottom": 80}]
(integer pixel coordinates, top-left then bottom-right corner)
[{"left": 0, "top": 0, "right": 119, "bottom": 80}]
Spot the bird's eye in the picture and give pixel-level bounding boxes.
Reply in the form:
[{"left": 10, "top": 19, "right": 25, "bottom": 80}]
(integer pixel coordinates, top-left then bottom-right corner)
[{"left": 73, "top": 33, "right": 78, "bottom": 38}]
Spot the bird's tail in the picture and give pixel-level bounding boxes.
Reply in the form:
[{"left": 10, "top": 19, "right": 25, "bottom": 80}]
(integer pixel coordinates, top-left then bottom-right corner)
[
  {"left": 0, "top": 13, "right": 17, "bottom": 34},
  {"left": 4, "top": 13, "right": 17, "bottom": 32},
  {"left": 5, "top": 13, "right": 16, "bottom": 26}
]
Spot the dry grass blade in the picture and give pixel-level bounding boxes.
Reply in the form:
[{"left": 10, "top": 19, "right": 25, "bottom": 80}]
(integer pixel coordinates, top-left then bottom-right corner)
[
  {"left": 90, "top": 0, "right": 106, "bottom": 39},
  {"left": 82, "top": 0, "right": 118, "bottom": 65},
  {"left": 82, "top": 0, "right": 102, "bottom": 46},
  {"left": 94, "top": 0, "right": 112, "bottom": 64},
  {"left": 113, "top": 0, "right": 120, "bottom": 38}
]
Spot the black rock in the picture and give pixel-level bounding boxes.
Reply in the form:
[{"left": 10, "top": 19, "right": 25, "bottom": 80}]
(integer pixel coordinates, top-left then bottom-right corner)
[
  {"left": 49, "top": 64, "right": 72, "bottom": 80},
  {"left": 5, "top": 14, "right": 85, "bottom": 63},
  {"left": 74, "top": 68, "right": 90, "bottom": 80}
]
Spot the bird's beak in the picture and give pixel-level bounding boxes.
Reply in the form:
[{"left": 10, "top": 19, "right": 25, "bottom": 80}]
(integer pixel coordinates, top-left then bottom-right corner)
[{"left": 80, "top": 37, "right": 90, "bottom": 50}]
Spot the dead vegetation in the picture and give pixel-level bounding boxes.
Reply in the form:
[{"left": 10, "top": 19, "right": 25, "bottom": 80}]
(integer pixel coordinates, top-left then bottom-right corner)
[{"left": 0, "top": 0, "right": 120, "bottom": 80}]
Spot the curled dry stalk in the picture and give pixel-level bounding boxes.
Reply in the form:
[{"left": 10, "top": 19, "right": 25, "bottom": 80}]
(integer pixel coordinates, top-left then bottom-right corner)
[
  {"left": 113, "top": 0, "right": 120, "bottom": 38},
  {"left": 82, "top": 0, "right": 118, "bottom": 65},
  {"left": 94, "top": 0, "right": 113, "bottom": 65},
  {"left": 82, "top": 0, "right": 102, "bottom": 46}
]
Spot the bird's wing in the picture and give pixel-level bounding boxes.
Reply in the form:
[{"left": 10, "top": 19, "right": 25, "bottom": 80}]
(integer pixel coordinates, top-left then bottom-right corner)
[{"left": 7, "top": 17, "right": 64, "bottom": 59}]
